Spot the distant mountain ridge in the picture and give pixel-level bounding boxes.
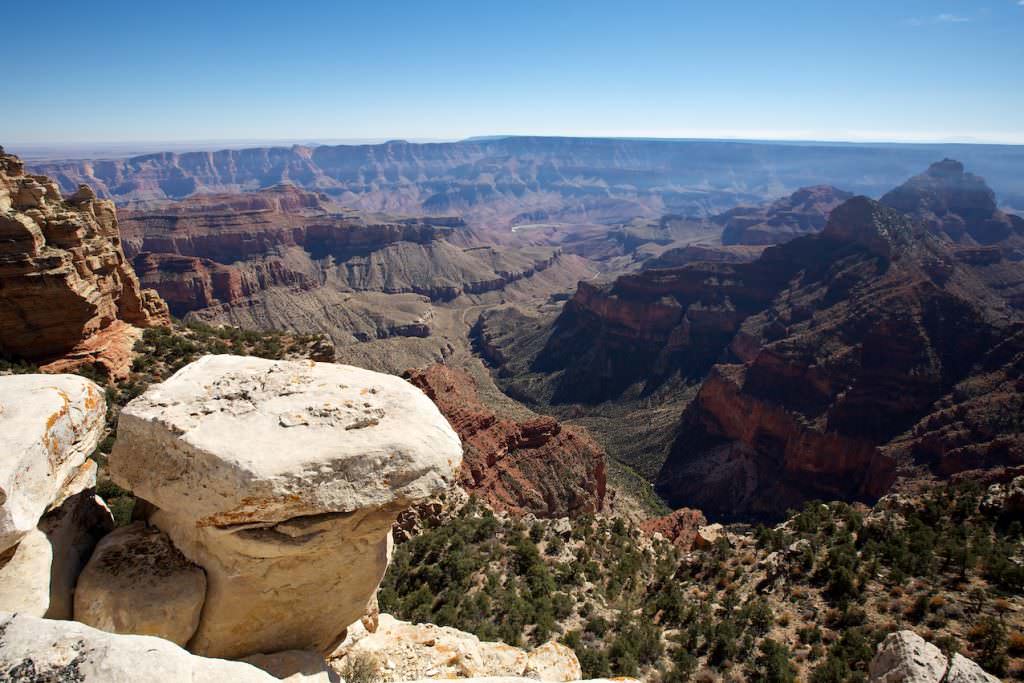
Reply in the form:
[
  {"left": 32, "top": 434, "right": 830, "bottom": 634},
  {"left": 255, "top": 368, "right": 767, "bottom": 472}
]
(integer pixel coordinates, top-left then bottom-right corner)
[{"left": 27, "top": 137, "right": 1024, "bottom": 229}]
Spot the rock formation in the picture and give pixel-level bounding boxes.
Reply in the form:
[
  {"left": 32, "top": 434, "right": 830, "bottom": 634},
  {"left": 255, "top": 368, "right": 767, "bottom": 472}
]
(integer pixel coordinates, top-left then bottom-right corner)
[
  {"left": 107, "top": 355, "right": 462, "bottom": 659},
  {"left": 487, "top": 162, "right": 1024, "bottom": 518},
  {"left": 639, "top": 507, "right": 707, "bottom": 549},
  {"left": 0, "top": 612, "right": 338, "bottom": 682},
  {"left": 868, "top": 630, "right": 999, "bottom": 682},
  {"left": 0, "top": 148, "right": 169, "bottom": 376},
  {"left": 29, "top": 138, "right": 1024, "bottom": 227},
  {"left": 719, "top": 185, "right": 853, "bottom": 245},
  {"left": 405, "top": 364, "right": 606, "bottom": 517},
  {"left": 0, "top": 374, "right": 105, "bottom": 551},
  {"left": 881, "top": 158, "right": 1024, "bottom": 311},
  {"left": 881, "top": 159, "right": 1024, "bottom": 246},
  {"left": 0, "top": 374, "right": 114, "bottom": 619},
  {"left": 657, "top": 196, "right": 1010, "bottom": 518},
  {"left": 331, "top": 614, "right": 583, "bottom": 681},
  {"left": 75, "top": 522, "right": 207, "bottom": 646},
  {"left": 111, "top": 184, "right": 563, "bottom": 358}
]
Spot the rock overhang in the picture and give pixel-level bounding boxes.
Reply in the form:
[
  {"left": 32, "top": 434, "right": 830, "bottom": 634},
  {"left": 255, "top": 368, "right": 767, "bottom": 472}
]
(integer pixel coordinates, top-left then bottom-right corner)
[{"left": 109, "top": 355, "right": 463, "bottom": 526}]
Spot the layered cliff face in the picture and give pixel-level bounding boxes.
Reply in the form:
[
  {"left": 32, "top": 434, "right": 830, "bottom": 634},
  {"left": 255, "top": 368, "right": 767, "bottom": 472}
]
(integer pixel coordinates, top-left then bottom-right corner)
[
  {"left": 659, "top": 197, "right": 1018, "bottom": 518},
  {"left": 30, "top": 137, "right": 1024, "bottom": 228},
  {"left": 881, "top": 159, "right": 1024, "bottom": 311},
  {"left": 719, "top": 185, "right": 853, "bottom": 245},
  {"left": 881, "top": 159, "right": 1024, "bottom": 246},
  {"left": 0, "top": 148, "right": 168, "bottom": 374},
  {"left": 117, "top": 186, "right": 562, "bottom": 353},
  {"left": 406, "top": 364, "right": 606, "bottom": 517},
  {"left": 485, "top": 161, "right": 1024, "bottom": 519}
]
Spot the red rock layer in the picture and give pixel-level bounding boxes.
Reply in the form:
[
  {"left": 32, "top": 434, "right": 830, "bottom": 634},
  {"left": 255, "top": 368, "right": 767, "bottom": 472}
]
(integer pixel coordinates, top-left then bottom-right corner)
[
  {"left": 640, "top": 508, "right": 708, "bottom": 550},
  {"left": 657, "top": 196, "right": 1017, "bottom": 519},
  {"left": 406, "top": 364, "right": 606, "bottom": 518},
  {"left": 521, "top": 163, "right": 1023, "bottom": 519},
  {"left": 0, "top": 148, "right": 169, "bottom": 373}
]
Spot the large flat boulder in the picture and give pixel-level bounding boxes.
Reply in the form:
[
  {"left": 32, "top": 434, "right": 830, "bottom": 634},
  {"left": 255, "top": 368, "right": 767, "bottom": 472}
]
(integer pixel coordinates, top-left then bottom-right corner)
[
  {"left": 75, "top": 521, "right": 206, "bottom": 645},
  {"left": 108, "top": 355, "right": 461, "bottom": 659},
  {"left": 0, "top": 611, "right": 334, "bottom": 682},
  {"left": 0, "top": 374, "right": 105, "bottom": 552},
  {"left": 110, "top": 355, "right": 461, "bottom": 525}
]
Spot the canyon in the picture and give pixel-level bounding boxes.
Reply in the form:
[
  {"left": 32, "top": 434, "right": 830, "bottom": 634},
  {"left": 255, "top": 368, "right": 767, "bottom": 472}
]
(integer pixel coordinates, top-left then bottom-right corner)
[
  {"left": 479, "top": 161, "right": 1024, "bottom": 519},
  {"left": 27, "top": 137, "right": 1024, "bottom": 232}
]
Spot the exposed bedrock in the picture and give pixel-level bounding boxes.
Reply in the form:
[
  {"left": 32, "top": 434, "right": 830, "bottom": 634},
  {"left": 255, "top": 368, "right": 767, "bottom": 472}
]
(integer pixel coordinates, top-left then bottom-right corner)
[
  {"left": 406, "top": 364, "right": 606, "bottom": 517},
  {"left": 0, "top": 374, "right": 114, "bottom": 619},
  {"left": 0, "top": 150, "right": 168, "bottom": 372},
  {"left": 108, "top": 355, "right": 462, "bottom": 659}
]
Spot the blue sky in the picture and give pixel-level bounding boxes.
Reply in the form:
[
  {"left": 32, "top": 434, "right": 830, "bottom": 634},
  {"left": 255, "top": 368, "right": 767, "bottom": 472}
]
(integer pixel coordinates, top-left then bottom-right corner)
[{"left": 4, "top": 1, "right": 1023, "bottom": 144}]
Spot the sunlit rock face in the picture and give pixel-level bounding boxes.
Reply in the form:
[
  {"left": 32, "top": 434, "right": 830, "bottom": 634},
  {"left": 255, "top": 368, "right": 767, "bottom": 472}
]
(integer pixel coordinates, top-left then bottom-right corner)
[
  {"left": 0, "top": 148, "right": 169, "bottom": 375},
  {"left": 108, "top": 355, "right": 462, "bottom": 658}
]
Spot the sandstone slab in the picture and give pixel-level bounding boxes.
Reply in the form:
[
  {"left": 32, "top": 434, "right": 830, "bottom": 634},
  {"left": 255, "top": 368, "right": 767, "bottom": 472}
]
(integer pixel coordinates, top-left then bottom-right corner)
[
  {"left": 75, "top": 521, "right": 206, "bottom": 645},
  {"left": 0, "top": 373, "right": 105, "bottom": 552},
  {"left": 0, "top": 611, "right": 332, "bottom": 682},
  {"left": 110, "top": 355, "right": 462, "bottom": 526}
]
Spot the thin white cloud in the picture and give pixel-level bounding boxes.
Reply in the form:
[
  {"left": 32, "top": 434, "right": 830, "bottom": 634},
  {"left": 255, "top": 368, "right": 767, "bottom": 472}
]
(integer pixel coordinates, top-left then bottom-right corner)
[{"left": 906, "top": 12, "right": 972, "bottom": 25}]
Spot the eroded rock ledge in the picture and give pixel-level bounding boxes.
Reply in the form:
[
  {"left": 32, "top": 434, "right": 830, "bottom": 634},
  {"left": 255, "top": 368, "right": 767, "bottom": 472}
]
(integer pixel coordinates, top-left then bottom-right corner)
[{"left": 0, "top": 148, "right": 169, "bottom": 377}]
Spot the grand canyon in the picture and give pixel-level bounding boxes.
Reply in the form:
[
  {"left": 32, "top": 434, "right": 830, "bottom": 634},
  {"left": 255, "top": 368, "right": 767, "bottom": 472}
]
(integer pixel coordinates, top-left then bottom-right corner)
[{"left": 2, "top": 3, "right": 1023, "bottom": 681}]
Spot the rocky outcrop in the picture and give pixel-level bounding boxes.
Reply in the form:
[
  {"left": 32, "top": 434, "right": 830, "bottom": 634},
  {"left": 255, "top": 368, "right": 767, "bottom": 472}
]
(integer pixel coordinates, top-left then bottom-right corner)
[
  {"left": 639, "top": 507, "right": 707, "bottom": 549},
  {"left": 0, "top": 149, "right": 168, "bottom": 375},
  {"left": 0, "top": 375, "right": 114, "bottom": 618},
  {"left": 882, "top": 159, "right": 1024, "bottom": 246},
  {"left": 74, "top": 522, "right": 207, "bottom": 646},
  {"left": 405, "top": 364, "right": 605, "bottom": 517},
  {"left": 719, "top": 185, "right": 853, "bottom": 245},
  {"left": 881, "top": 159, "right": 1024, "bottom": 312},
  {"left": 0, "top": 611, "right": 338, "bottom": 682},
  {"left": 331, "top": 614, "right": 582, "bottom": 681},
  {"left": 868, "top": 630, "right": 999, "bottom": 682},
  {"left": 657, "top": 196, "right": 1010, "bottom": 518},
  {"left": 107, "top": 355, "right": 462, "bottom": 659},
  {"left": 0, "top": 374, "right": 105, "bottom": 552},
  {"left": 496, "top": 163, "right": 1023, "bottom": 518}
]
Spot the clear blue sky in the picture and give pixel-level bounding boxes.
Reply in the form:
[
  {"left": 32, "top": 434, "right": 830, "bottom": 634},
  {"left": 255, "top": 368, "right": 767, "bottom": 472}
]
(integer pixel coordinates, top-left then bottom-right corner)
[{"left": 5, "top": 0, "right": 1023, "bottom": 144}]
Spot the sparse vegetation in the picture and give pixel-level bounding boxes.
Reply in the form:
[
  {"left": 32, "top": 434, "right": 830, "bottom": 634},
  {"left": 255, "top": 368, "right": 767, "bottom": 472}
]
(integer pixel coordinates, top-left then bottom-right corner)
[{"left": 382, "top": 483, "right": 1024, "bottom": 680}]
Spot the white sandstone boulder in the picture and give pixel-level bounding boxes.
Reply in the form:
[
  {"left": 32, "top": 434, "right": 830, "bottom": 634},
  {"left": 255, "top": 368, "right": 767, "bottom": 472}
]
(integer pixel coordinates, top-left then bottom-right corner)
[
  {"left": 0, "top": 611, "right": 336, "bottom": 682},
  {"left": 107, "top": 355, "right": 462, "bottom": 659},
  {"left": 109, "top": 355, "right": 462, "bottom": 526},
  {"left": 0, "top": 374, "right": 105, "bottom": 551},
  {"left": 868, "top": 630, "right": 999, "bottom": 683},
  {"left": 74, "top": 521, "right": 207, "bottom": 645}
]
